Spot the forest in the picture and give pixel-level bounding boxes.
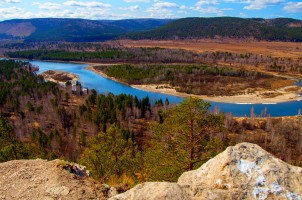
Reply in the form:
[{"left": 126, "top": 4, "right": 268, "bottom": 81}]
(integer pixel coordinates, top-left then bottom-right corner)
[
  {"left": 126, "top": 17, "right": 302, "bottom": 42},
  {"left": 95, "top": 64, "right": 288, "bottom": 96},
  {"left": 0, "top": 60, "right": 301, "bottom": 189},
  {"left": 5, "top": 43, "right": 302, "bottom": 75}
]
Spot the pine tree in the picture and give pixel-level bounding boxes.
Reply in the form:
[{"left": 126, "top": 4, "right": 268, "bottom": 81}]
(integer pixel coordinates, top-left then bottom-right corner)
[
  {"left": 79, "top": 125, "right": 140, "bottom": 183},
  {"left": 146, "top": 97, "right": 225, "bottom": 181}
]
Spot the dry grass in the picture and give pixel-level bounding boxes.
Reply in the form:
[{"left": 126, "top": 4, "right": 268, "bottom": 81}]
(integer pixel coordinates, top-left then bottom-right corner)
[
  {"left": 120, "top": 39, "right": 302, "bottom": 59},
  {"left": 284, "top": 86, "right": 301, "bottom": 92},
  {"left": 270, "top": 79, "right": 295, "bottom": 89}
]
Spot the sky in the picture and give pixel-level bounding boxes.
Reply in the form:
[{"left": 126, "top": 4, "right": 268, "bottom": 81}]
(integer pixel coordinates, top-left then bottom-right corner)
[{"left": 0, "top": 0, "right": 301, "bottom": 21}]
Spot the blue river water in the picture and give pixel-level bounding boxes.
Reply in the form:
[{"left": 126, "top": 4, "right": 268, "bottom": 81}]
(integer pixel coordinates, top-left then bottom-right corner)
[{"left": 29, "top": 60, "right": 302, "bottom": 117}]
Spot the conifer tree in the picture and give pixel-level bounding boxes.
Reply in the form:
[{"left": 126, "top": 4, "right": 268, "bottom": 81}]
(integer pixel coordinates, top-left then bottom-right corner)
[
  {"left": 146, "top": 97, "right": 225, "bottom": 181},
  {"left": 79, "top": 125, "right": 139, "bottom": 183}
]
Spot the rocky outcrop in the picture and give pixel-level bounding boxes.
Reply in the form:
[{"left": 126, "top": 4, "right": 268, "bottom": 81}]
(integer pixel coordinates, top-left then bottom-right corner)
[
  {"left": 0, "top": 143, "right": 301, "bottom": 200},
  {"left": 0, "top": 159, "right": 105, "bottom": 200},
  {"left": 110, "top": 182, "right": 189, "bottom": 200},
  {"left": 111, "top": 143, "right": 302, "bottom": 200}
]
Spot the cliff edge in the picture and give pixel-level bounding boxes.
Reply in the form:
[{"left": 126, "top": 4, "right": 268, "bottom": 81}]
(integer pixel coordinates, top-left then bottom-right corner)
[
  {"left": 0, "top": 159, "right": 105, "bottom": 200},
  {"left": 111, "top": 143, "right": 302, "bottom": 200},
  {"left": 0, "top": 143, "right": 301, "bottom": 200}
]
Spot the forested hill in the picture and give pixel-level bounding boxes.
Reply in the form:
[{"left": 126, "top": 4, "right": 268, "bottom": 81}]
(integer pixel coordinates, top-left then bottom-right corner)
[
  {"left": 1, "top": 17, "right": 302, "bottom": 42},
  {"left": 126, "top": 17, "right": 302, "bottom": 42},
  {"left": 0, "top": 18, "right": 172, "bottom": 42}
]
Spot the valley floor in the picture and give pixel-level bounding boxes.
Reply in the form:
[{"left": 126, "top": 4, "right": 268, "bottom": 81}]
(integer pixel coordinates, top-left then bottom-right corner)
[
  {"left": 119, "top": 39, "right": 302, "bottom": 59},
  {"left": 87, "top": 65, "right": 302, "bottom": 104}
]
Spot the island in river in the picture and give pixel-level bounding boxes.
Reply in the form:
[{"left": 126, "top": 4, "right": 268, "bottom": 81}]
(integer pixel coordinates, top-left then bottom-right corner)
[
  {"left": 40, "top": 70, "right": 79, "bottom": 84},
  {"left": 87, "top": 64, "right": 302, "bottom": 104}
]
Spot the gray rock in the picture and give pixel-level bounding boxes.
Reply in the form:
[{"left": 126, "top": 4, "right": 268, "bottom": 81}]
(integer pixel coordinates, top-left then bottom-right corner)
[{"left": 178, "top": 143, "right": 302, "bottom": 199}]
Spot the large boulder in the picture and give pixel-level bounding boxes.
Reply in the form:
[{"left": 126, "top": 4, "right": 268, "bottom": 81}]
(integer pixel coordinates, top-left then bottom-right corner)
[
  {"left": 178, "top": 142, "right": 302, "bottom": 199},
  {"left": 111, "top": 143, "right": 302, "bottom": 200}
]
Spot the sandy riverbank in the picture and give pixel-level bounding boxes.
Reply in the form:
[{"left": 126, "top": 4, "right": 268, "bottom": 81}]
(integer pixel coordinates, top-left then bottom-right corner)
[
  {"left": 132, "top": 84, "right": 302, "bottom": 104},
  {"left": 41, "top": 70, "right": 79, "bottom": 84},
  {"left": 86, "top": 65, "right": 302, "bottom": 104}
]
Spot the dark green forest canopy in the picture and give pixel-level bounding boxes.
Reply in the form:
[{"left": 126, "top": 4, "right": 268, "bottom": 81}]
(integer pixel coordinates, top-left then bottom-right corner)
[
  {"left": 0, "top": 60, "right": 58, "bottom": 105},
  {"left": 126, "top": 17, "right": 302, "bottom": 42}
]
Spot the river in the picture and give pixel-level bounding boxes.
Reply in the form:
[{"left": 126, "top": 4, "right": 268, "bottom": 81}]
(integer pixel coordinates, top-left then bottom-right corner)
[{"left": 30, "top": 60, "right": 302, "bottom": 117}]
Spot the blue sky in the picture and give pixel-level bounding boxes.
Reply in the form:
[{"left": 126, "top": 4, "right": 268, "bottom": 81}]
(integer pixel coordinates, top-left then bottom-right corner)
[{"left": 0, "top": 0, "right": 301, "bottom": 21}]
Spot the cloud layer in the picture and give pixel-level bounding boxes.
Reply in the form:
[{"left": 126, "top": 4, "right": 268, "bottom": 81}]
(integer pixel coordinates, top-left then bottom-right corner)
[{"left": 0, "top": 0, "right": 301, "bottom": 21}]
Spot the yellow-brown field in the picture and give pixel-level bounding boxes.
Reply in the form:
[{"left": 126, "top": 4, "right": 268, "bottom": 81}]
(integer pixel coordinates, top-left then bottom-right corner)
[{"left": 119, "top": 39, "right": 302, "bottom": 59}]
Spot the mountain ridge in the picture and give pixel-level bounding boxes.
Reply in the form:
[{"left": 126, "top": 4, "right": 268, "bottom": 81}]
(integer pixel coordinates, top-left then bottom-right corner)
[
  {"left": 1, "top": 17, "right": 302, "bottom": 42},
  {"left": 0, "top": 18, "right": 173, "bottom": 42},
  {"left": 125, "top": 17, "right": 302, "bottom": 42}
]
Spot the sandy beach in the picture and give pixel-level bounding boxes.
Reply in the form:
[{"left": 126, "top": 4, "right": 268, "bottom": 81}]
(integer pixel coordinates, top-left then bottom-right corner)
[
  {"left": 132, "top": 84, "right": 301, "bottom": 104},
  {"left": 86, "top": 65, "right": 302, "bottom": 104}
]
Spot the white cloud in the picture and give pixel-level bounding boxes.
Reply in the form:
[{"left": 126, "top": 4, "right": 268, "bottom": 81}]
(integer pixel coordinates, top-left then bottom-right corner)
[
  {"left": 63, "top": 1, "right": 111, "bottom": 8},
  {"left": 196, "top": 0, "right": 219, "bottom": 6},
  {"left": 193, "top": 6, "right": 224, "bottom": 16},
  {"left": 191, "top": 0, "right": 225, "bottom": 16},
  {"left": 178, "top": 10, "right": 187, "bottom": 14},
  {"left": 239, "top": 12, "right": 247, "bottom": 17},
  {"left": 0, "top": 5, "right": 133, "bottom": 20},
  {"left": 146, "top": 1, "right": 178, "bottom": 18},
  {"left": 33, "top": 2, "right": 61, "bottom": 10},
  {"left": 0, "top": 0, "right": 20, "bottom": 3},
  {"left": 153, "top": 1, "right": 178, "bottom": 9},
  {"left": 120, "top": 5, "right": 140, "bottom": 11},
  {"left": 146, "top": 8, "right": 176, "bottom": 18},
  {"left": 284, "top": 2, "right": 302, "bottom": 13},
  {"left": 0, "top": 7, "right": 35, "bottom": 19},
  {"left": 124, "top": 0, "right": 149, "bottom": 2},
  {"left": 243, "top": 0, "right": 284, "bottom": 10}
]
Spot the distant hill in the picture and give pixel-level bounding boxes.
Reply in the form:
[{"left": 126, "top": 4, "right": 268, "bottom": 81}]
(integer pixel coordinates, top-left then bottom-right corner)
[
  {"left": 1, "top": 17, "right": 302, "bottom": 42},
  {"left": 126, "top": 17, "right": 302, "bottom": 42},
  {"left": 0, "top": 18, "right": 172, "bottom": 42}
]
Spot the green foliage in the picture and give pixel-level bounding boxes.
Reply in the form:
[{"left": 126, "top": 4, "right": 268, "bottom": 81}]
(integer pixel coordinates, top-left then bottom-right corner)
[
  {"left": 145, "top": 98, "right": 225, "bottom": 181},
  {"left": 7, "top": 50, "right": 123, "bottom": 61},
  {"left": 81, "top": 92, "right": 151, "bottom": 128},
  {"left": 104, "top": 64, "right": 160, "bottom": 82},
  {"left": 79, "top": 130, "right": 86, "bottom": 146},
  {"left": 26, "top": 101, "right": 34, "bottom": 112},
  {"left": 31, "top": 128, "right": 49, "bottom": 148},
  {"left": 96, "top": 64, "right": 274, "bottom": 96},
  {"left": 5, "top": 45, "right": 199, "bottom": 64},
  {"left": 0, "top": 60, "right": 59, "bottom": 109},
  {"left": 79, "top": 125, "right": 140, "bottom": 185},
  {"left": 0, "top": 116, "right": 43, "bottom": 162},
  {"left": 100, "top": 64, "right": 268, "bottom": 83}
]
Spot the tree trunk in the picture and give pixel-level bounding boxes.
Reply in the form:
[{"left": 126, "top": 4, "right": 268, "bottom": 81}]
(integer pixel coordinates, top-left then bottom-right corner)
[{"left": 189, "top": 119, "right": 193, "bottom": 170}]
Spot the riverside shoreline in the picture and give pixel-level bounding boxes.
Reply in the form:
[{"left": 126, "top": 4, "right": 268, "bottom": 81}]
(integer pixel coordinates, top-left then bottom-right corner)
[{"left": 86, "top": 65, "right": 302, "bottom": 104}]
